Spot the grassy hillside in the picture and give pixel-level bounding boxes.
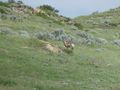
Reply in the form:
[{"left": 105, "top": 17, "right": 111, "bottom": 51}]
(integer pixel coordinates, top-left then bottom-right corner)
[
  {"left": 0, "top": 1, "right": 120, "bottom": 90},
  {"left": 75, "top": 7, "right": 120, "bottom": 29}
]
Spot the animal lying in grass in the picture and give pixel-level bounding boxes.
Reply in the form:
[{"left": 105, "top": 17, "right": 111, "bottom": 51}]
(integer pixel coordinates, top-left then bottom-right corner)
[
  {"left": 63, "top": 40, "right": 75, "bottom": 49},
  {"left": 44, "top": 43, "right": 62, "bottom": 54}
]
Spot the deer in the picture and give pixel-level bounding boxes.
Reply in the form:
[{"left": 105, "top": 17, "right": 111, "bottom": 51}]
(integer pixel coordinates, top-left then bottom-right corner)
[{"left": 63, "top": 40, "right": 75, "bottom": 49}]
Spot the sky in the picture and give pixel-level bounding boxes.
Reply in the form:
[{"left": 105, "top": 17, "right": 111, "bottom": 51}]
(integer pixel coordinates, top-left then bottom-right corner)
[{"left": 1, "top": 0, "right": 120, "bottom": 18}]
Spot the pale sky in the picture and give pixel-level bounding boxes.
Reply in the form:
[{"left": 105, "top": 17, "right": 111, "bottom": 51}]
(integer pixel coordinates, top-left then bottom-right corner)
[{"left": 1, "top": 0, "right": 120, "bottom": 18}]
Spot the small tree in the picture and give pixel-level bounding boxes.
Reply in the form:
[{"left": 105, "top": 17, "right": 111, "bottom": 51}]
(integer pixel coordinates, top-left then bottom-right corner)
[{"left": 39, "top": 5, "right": 59, "bottom": 13}]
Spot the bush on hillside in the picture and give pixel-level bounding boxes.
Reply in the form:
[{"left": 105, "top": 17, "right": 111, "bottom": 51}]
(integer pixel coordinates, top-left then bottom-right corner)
[
  {"left": 37, "top": 5, "right": 59, "bottom": 18},
  {"left": 34, "top": 29, "right": 76, "bottom": 42},
  {"left": 70, "top": 26, "right": 78, "bottom": 30},
  {"left": 115, "top": 32, "right": 120, "bottom": 39},
  {"left": 39, "top": 5, "right": 59, "bottom": 13},
  {"left": 34, "top": 32, "right": 55, "bottom": 40},
  {"left": 18, "top": 30, "right": 30, "bottom": 38},
  {"left": 9, "top": 15, "right": 23, "bottom": 22},
  {"left": 77, "top": 31, "right": 108, "bottom": 46},
  {"left": 74, "top": 22, "right": 83, "bottom": 30},
  {"left": 0, "top": 27, "right": 17, "bottom": 35},
  {"left": 0, "top": 1, "right": 10, "bottom": 7},
  {"left": 0, "top": 6, "right": 11, "bottom": 14},
  {"left": 0, "top": 14, "right": 23, "bottom": 22},
  {"left": 112, "top": 40, "right": 120, "bottom": 46},
  {"left": 0, "top": 14, "right": 8, "bottom": 19}
]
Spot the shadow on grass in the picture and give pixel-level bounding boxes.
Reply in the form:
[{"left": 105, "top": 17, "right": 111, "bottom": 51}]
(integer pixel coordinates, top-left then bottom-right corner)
[{"left": 0, "top": 78, "right": 17, "bottom": 86}]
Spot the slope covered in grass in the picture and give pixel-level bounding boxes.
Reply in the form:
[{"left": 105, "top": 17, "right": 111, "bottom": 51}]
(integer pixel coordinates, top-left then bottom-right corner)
[
  {"left": 75, "top": 7, "right": 120, "bottom": 29},
  {"left": 0, "top": 1, "right": 120, "bottom": 90}
]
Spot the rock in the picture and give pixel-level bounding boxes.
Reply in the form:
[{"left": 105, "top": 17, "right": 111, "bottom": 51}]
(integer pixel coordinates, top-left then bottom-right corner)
[{"left": 19, "top": 30, "right": 29, "bottom": 38}]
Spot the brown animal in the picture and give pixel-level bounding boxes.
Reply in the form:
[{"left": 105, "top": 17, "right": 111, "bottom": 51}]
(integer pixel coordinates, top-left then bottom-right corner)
[
  {"left": 63, "top": 40, "right": 75, "bottom": 49},
  {"left": 44, "top": 44, "right": 62, "bottom": 54}
]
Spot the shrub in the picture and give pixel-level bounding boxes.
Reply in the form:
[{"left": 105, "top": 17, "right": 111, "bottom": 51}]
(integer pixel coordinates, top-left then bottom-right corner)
[
  {"left": 39, "top": 5, "right": 59, "bottom": 13},
  {"left": 0, "top": 6, "right": 11, "bottom": 14},
  {"left": 115, "top": 32, "right": 120, "bottom": 39},
  {"left": 77, "top": 31, "right": 108, "bottom": 46},
  {"left": 34, "top": 32, "right": 55, "bottom": 40},
  {"left": 74, "top": 22, "right": 83, "bottom": 30},
  {"left": 9, "top": 15, "right": 23, "bottom": 22},
  {"left": 51, "top": 29, "right": 64, "bottom": 37},
  {"left": 112, "top": 40, "right": 120, "bottom": 46},
  {"left": 70, "top": 26, "right": 78, "bottom": 30},
  {"left": 51, "top": 29, "right": 75, "bottom": 41},
  {"left": 34, "top": 29, "right": 76, "bottom": 42},
  {"left": 0, "top": 14, "right": 23, "bottom": 22},
  {"left": 0, "top": 27, "right": 17, "bottom": 35},
  {"left": 18, "top": 30, "right": 30, "bottom": 38},
  {"left": 0, "top": 14, "right": 8, "bottom": 19},
  {"left": 0, "top": 1, "right": 9, "bottom": 7}
]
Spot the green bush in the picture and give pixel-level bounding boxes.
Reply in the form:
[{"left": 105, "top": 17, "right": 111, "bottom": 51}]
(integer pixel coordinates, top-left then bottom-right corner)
[
  {"left": 0, "top": 1, "right": 10, "bottom": 7},
  {"left": 74, "top": 22, "right": 83, "bottom": 30},
  {"left": 39, "top": 5, "right": 59, "bottom": 13}
]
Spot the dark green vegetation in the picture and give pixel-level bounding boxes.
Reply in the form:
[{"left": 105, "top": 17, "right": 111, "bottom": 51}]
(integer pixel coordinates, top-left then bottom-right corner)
[{"left": 0, "top": 1, "right": 120, "bottom": 90}]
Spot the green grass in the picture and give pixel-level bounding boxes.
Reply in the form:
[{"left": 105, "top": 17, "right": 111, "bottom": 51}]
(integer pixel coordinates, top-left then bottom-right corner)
[
  {"left": 1, "top": 5, "right": 120, "bottom": 90},
  {"left": 0, "top": 34, "right": 120, "bottom": 90}
]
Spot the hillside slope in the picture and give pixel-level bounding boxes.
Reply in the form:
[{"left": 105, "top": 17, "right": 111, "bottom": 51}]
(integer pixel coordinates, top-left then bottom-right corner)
[
  {"left": 75, "top": 7, "right": 120, "bottom": 28},
  {"left": 0, "top": 2, "right": 120, "bottom": 90}
]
